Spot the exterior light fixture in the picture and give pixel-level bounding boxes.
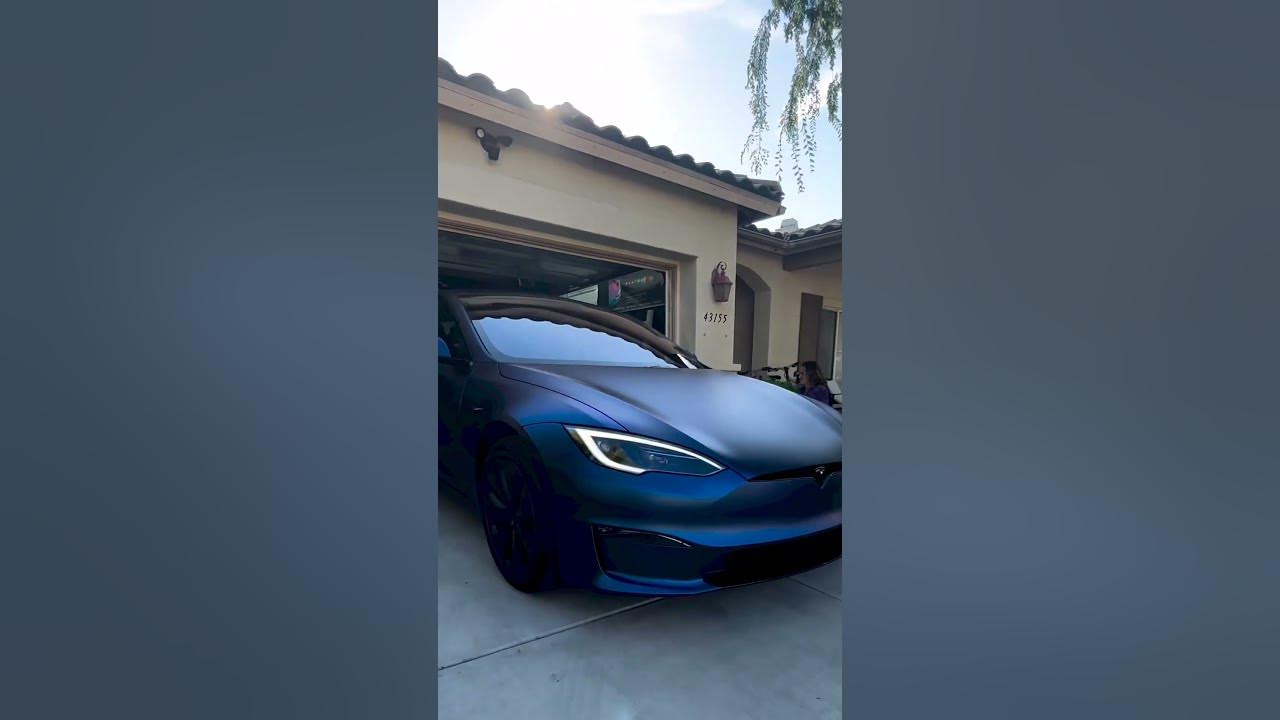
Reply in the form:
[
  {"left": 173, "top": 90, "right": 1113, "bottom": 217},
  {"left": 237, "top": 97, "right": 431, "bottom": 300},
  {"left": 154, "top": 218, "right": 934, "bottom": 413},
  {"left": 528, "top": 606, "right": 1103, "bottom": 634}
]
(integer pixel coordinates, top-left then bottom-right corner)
[
  {"left": 475, "top": 127, "right": 512, "bottom": 161},
  {"left": 711, "top": 261, "right": 733, "bottom": 303}
]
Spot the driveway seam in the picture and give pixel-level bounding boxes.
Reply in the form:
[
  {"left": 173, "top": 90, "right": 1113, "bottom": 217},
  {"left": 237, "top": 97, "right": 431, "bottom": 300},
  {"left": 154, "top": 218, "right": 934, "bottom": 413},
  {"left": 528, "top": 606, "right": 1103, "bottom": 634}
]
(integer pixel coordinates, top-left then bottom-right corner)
[
  {"left": 787, "top": 576, "right": 840, "bottom": 601},
  {"left": 438, "top": 597, "right": 663, "bottom": 672}
]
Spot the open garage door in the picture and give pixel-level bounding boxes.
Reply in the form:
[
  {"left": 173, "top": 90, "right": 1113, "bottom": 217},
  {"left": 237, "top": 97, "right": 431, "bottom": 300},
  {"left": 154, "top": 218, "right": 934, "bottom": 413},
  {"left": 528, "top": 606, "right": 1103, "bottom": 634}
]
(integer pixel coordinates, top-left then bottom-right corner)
[{"left": 439, "top": 230, "right": 671, "bottom": 336}]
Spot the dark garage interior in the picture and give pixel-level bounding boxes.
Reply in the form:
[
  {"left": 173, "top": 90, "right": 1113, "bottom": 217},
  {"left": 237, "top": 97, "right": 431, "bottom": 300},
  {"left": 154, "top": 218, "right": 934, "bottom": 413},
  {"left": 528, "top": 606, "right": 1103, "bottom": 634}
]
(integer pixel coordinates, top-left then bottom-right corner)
[{"left": 439, "top": 230, "right": 669, "bottom": 334}]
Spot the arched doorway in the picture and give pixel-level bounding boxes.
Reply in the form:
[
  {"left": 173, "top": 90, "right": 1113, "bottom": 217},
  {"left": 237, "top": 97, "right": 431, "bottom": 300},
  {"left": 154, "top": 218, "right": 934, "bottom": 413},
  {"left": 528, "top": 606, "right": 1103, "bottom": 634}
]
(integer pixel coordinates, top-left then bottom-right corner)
[{"left": 733, "top": 263, "right": 771, "bottom": 373}]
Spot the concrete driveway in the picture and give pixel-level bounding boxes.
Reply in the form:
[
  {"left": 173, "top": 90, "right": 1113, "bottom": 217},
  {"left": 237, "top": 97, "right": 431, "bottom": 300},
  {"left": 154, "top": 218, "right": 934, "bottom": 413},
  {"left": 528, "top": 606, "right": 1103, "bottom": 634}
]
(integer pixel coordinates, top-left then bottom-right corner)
[{"left": 438, "top": 487, "right": 842, "bottom": 719}]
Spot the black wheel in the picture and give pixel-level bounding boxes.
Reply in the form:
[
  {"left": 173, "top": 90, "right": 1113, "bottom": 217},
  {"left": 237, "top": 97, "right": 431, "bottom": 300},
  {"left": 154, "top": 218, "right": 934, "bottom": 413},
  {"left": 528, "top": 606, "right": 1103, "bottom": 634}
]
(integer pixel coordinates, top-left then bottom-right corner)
[{"left": 476, "top": 437, "right": 556, "bottom": 592}]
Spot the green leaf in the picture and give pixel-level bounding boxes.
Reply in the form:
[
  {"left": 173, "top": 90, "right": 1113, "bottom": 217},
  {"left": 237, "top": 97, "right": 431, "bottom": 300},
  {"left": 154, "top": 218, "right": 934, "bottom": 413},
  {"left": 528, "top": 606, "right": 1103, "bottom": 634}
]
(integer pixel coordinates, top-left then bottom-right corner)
[{"left": 742, "top": 0, "right": 841, "bottom": 191}]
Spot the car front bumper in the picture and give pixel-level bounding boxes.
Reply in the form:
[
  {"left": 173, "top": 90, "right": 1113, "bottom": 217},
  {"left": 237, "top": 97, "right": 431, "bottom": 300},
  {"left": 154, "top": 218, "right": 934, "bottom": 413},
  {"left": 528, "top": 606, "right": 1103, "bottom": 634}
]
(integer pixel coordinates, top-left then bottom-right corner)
[{"left": 523, "top": 422, "right": 842, "bottom": 596}]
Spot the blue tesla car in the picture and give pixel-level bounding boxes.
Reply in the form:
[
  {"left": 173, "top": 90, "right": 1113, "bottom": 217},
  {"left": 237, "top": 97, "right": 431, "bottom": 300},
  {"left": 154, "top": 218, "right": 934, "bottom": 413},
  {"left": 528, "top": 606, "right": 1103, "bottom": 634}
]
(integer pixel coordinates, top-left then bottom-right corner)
[{"left": 438, "top": 290, "right": 842, "bottom": 595}]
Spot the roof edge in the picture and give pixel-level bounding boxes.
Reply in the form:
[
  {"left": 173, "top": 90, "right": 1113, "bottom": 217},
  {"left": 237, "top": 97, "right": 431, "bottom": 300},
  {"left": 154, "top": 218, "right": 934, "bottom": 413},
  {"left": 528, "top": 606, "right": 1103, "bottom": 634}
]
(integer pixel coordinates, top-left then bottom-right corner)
[
  {"left": 739, "top": 219, "right": 843, "bottom": 252},
  {"left": 438, "top": 58, "right": 785, "bottom": 206}
]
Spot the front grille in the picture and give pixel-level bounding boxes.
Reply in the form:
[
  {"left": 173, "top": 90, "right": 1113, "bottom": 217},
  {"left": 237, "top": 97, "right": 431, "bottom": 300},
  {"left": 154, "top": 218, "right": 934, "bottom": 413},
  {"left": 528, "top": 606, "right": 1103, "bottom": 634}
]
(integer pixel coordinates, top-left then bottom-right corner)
[
  {"left": 702, "top": 526, "right": 842, "bottom": 587},
  {"left": 749, "top": 462, "right": 842, "bottom": 483}
]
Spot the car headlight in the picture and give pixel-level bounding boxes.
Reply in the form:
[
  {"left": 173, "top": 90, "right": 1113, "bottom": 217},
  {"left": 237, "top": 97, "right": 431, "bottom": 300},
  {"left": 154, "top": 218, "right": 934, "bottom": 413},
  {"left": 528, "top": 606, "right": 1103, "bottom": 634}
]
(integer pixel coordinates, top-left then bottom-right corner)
[{"left": 565, "top": 427, "right": 724, "bottom": 476}]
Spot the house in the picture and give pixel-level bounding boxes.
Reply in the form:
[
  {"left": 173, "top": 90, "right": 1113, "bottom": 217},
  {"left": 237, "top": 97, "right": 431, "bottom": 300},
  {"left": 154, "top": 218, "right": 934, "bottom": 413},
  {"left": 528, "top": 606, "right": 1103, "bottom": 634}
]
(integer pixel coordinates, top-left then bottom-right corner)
[{"left": 437, "top": 58, "right": 842, "bottom": 382}]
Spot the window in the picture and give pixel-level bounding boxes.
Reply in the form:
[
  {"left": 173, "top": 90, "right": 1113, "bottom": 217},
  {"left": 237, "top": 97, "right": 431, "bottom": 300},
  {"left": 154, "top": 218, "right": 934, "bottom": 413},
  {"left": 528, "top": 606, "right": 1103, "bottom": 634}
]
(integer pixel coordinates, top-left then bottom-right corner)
[
  {"left": 829, "top": 308, "right": 839, "bottom": 381},
  {"left": 473, "top": 317, "right": 675, "bottom": 366},
  {"left": 438, "top": 303, "right": 470, "bottom": 360},
  {"left": 461, "top": 295, "right": 702, "bottom": 369},
  {"left": 817, "top": 308, "right": 841, "bottom": 382}
]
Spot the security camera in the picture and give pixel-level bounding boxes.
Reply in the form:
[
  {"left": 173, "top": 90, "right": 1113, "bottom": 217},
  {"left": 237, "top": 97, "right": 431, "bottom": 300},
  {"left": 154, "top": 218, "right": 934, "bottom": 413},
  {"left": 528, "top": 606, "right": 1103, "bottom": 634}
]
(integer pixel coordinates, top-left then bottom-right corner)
[{"left": 475, "top": 127, "right": 513, "bottom": 161}]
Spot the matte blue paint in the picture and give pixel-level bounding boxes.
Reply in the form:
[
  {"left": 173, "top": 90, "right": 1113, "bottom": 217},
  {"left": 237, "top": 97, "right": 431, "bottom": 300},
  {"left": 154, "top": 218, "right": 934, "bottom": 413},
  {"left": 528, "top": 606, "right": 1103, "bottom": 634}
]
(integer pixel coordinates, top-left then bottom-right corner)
[{"left": 439, "top": 291, "right": 842, "bottom": 595}]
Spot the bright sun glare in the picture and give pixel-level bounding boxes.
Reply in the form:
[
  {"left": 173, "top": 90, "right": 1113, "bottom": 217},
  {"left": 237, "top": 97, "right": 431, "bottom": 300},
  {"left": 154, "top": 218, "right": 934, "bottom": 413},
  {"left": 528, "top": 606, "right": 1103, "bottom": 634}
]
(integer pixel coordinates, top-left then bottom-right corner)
[
  {"left": 439, "top": 0, "right": 841, "bottom": 229},
  {"left": 441, "top": 0, "right": 705, "bottom": 143}
]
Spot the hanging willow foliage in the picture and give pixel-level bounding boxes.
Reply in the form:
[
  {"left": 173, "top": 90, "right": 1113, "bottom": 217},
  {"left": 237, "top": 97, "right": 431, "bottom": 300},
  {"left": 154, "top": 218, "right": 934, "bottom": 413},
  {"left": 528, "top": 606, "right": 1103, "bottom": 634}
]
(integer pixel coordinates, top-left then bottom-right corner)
[{"left": 742, "top": 0, "right": 842, "bottom": 194}]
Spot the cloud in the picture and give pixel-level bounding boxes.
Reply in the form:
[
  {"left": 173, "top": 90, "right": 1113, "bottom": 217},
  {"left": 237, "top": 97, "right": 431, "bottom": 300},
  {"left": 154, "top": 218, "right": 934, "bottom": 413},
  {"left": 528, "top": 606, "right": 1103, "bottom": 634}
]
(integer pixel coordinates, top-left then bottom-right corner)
[
  {"left": 531, "top": 0, "right": 726, "bottom": 19},
  {"left": 720, "top": 0, "right": 768, "bottom": 31},
  {"left": 627, "top": 0, "right": 727, "bottom": 15},
  {"left": 615, "top": 0, "right": 765, "bottom": 29}
]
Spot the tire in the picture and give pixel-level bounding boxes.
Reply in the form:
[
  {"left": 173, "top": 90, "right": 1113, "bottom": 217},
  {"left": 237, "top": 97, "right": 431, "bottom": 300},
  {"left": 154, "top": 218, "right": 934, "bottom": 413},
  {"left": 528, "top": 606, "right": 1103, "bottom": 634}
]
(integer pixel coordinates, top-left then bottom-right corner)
[{"left": 476, "top": 436, "right": 557, "bottom": 593}]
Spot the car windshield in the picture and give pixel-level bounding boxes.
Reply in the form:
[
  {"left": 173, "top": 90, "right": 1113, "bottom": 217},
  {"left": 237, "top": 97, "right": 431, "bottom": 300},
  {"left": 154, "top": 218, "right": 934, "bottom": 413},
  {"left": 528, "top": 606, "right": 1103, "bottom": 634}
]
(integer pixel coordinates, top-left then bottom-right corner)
[{"left": 459, "top": 295, "right": 704, "bottom": 369}]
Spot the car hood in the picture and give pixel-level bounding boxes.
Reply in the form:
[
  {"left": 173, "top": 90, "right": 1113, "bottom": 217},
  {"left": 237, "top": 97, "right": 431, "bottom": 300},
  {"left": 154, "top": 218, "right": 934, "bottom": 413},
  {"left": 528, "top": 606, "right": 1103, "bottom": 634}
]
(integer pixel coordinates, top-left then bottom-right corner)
[{"left": 498, "top": 363, "right": 842, "bottom": 479}]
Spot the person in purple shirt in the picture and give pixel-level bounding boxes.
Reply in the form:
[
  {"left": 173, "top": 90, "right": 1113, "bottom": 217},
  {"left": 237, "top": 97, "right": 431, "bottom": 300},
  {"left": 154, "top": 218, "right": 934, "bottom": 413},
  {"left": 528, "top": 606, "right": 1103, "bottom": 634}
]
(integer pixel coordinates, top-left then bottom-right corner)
[{"left": 798, "top": 360, "right": 835, "bottom": 407}]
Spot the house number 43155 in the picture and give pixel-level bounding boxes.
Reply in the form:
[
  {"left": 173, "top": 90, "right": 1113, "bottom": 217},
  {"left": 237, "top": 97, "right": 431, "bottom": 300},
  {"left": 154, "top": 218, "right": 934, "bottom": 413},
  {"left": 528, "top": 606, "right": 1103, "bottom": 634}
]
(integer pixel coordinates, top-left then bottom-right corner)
[{"left": 703, "top": 313, "right": 729, "bottom": 324}]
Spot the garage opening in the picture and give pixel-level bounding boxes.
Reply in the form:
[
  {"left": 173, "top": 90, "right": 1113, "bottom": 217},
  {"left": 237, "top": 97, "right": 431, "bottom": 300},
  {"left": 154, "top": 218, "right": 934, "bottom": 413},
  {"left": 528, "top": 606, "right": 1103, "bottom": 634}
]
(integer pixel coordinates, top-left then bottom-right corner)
[{"left": 439, "top": 230, "right": 670, "bottom": 335}]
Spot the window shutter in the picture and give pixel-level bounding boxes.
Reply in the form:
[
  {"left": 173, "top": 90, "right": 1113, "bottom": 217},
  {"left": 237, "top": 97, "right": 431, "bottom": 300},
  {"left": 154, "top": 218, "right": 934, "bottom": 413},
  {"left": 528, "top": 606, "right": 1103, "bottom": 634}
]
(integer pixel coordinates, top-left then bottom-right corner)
[{"left": 797, "top": 293, "right": 823, "bottom": 365}]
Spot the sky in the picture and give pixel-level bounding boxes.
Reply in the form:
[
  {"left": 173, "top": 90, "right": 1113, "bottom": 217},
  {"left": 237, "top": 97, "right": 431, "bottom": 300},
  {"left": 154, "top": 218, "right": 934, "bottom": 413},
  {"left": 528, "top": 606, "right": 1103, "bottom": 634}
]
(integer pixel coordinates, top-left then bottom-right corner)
[{"left": 437, "top": 0, "right": 841, "bottom": 231}]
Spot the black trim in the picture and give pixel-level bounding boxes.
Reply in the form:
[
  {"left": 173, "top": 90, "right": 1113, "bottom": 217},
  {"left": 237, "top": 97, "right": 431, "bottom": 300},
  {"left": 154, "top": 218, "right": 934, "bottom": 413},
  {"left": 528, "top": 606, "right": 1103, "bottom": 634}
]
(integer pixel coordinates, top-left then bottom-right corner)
[
  {"left": 703, "top": 526, "right": 842, "bottom": 587},
  {"left": 749, "top": 463, "right": 842, "bottom": 483},
  {"left": 592, "top": 525, "right": 691, "bottom": 548}
]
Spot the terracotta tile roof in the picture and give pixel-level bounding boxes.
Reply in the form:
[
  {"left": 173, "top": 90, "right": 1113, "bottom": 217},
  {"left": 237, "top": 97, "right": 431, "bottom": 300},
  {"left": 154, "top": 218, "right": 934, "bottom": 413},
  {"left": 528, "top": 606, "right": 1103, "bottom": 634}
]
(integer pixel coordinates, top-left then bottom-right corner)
[
  {"left": 744, "top": 218, "right": 843, "bottom": 242},
  {"left": 439, "top": 58, "right": 785, "bottom": 204}
]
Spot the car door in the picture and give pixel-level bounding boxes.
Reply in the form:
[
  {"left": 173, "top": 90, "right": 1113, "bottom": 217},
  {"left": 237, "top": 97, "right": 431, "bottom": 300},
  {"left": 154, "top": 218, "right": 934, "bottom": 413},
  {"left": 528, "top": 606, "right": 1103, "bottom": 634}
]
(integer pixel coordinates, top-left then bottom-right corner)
[{"left": 438, "top": 300, "right": 473, "bottom": 492}]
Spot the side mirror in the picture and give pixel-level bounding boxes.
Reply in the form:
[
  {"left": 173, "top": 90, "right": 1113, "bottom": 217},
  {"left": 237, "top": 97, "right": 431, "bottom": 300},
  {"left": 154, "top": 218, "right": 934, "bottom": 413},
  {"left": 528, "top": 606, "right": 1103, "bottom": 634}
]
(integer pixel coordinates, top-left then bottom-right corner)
[{"left": 438, "top": 337, "right": 451, "bottom": 358}]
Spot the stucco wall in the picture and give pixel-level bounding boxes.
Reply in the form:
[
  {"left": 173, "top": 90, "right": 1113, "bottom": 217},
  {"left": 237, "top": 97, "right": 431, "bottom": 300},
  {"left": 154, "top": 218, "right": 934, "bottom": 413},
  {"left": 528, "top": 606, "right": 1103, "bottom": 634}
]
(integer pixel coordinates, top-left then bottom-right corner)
[
  {"left": 735, "top": 245, "right": 843, "bottom": 378},
  {"left": 438, "top": 108, "right": 742, "bottom": 370}
]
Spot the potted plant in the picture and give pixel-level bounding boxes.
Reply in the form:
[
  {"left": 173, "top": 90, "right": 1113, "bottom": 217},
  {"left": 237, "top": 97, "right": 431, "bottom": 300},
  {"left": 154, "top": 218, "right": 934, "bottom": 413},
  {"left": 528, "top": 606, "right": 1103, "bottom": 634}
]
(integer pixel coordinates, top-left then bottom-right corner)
[{"left": 752, "top": 367, "right": 801, "bottom": 394}]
